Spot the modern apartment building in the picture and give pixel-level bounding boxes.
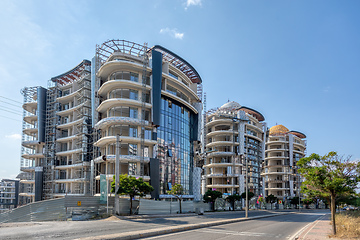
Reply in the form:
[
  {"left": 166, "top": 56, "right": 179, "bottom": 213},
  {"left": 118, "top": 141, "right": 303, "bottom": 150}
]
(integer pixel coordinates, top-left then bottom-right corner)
[
  {"left": 202, "top": 101, "right": 266, "bottom": 196},
  {"left": 262, "top": 124, "right": 306, "bottom": 200},
  {"left": 0, "top": 179, "right": 19, "bottom": 212},
  {"left": 92, "top": 41, "right": 202, "bottom": 199},
  {"left": 19, "top": 40, "right": 202, "bottom": 202}
]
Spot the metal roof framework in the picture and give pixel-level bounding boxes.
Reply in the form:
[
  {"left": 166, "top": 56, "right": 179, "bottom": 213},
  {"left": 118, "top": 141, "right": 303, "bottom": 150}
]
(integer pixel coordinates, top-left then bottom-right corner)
[
  {"left": 95, "top": 40, "right": 202, "bottom": 84},
  {"left": 50, "top": 60, "right": 91, "bottom": 86}
]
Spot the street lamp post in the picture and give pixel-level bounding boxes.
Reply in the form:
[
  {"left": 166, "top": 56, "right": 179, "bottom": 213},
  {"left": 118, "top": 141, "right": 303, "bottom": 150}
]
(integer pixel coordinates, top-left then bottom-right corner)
[{"left": 245, "top": 154, "right": 248, "bottom": 218}]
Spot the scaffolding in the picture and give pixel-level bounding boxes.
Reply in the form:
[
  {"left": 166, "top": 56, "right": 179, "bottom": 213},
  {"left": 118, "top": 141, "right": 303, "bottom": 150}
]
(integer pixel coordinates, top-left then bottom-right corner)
[
  {"left": 20, "top": 87, "right": 40, "bottom": 169},
  {"left": 140, "top": 42, "right": 149, "bottom": 177},
  {"left": 43, "top": 60, "right": 92, "bottom": 199},
  {"left": 44, "top": 81, "right": 60, "bottom": 200}
]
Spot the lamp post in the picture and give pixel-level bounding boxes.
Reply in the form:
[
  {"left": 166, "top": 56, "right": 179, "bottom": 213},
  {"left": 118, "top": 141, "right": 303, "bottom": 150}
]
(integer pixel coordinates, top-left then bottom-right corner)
[
  {"left": 245, "top": 153, "right": 248, "bottom": 218},
  {"left": 231, "top": 116, "right": 248, "bottom": 218}
]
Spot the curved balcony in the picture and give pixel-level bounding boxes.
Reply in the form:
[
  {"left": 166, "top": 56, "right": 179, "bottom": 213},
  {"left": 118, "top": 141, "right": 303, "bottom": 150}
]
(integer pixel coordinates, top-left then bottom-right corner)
[
  {"left": 266, "top": 139, "right": 287, "bottom": 144},
  {"left": 293, "top": 141, "right": 306, "bottom": 148},
  {"left": 22, "top": 152, "right": 45, "bottom": 159},
  {"left": 206, "top": 130, "right": 237, "bottom": 138},
  {"left": 95, "top": 174, "right": 150, "bottom": 181},
  {"left": 57, "top": 88, "right": 81, "bottom": 103},
  {"left": 56, "top": 148, "right": 82, "bottom": 157},
  {"left": 55, "top": 162, "right": 90, "bottom": 170},
  {"left": 165, "top": 74, "right": 199, "bottom": 102},
  {"left": 205, "top": 119, "right": 233, "bottom": 128},
  {"left": 98, "top": 80, "right": 152, "bottom": 97},
  {"left": 54, "top": 178, "right": 87, "bottom": 183},
  {"left": 19, "top": 192, "right": 35, "bottom": 197},
  {"left": 23, "top": 101, "right": 37, "bottom": 112},
  {"left": 24, "top": 114, "right": 37, "bottom": 124},
  {"left": 97, "top": 59, "right": 150, "bottom": 79},
  {"left": 23, "top": 127, "right": 37, "bottom": 135},
  {"left": 265, "top": 148, "right": 287, "bottom": 153},
  {"left": 94, "top": 136, "right": 156, "bottom": 148},
  {"left": 57, "top": 118, "right": 84, "bottom": 129},
  {"left": 56, "top": 134, "right": 81, "bottom": 143},
  {"left": 22, "top": 140, "right": 42, "bottom": 147},
  {"left": 95, "top": 117, "right": 150, "bottom": 130},
  {"left": 57, "top": 102, "right": 86, "bottom": 116},
  {"left": 20, "top": 179, "right": 35, "bottom": 184},
  {"left": 264, "top": 165, "right": 291, "bottom": 169},
  {"left": 265, "top": 187, "right": 290, "bottom": 191},
  {"left": 265, "top": 156, "right": 289, "bottom": 160},
  {"left": 293, "top": 149, "right": 305, "bottom": 155},
  {"left": 245, "top": 133, "right": 263, "bottom": 142},
  {"left": 206, "top": 141, "right": 238, "bottom": 148},
  {"left": 245, "top": 122, "right": 264, "bottom": 132},
  {"left": 261, "top": 171, "right": 292, "bottom": 175},
  {"left": 93, "top": 154, "right": 150, "bottom": 164},
  {"left": 207, "top": 151, "right": 234, "bottom": 158},
  {"left": 207, "top": 184, "right": 239, "bottom": 188},
  {"left": 97, "top": 98, "right": 151, "bottom": 113},
  {"left": 265, "top": 179, "right": 286, "bottom": 183},
  {"left": 204, "top": 162, "right": 241, "bottom": 168},
  {"left": 20, "top": 166, "right": 35, "bottom": 172},
  {"left": 161, "top": 91, "right": 198, "bottom": 114}
]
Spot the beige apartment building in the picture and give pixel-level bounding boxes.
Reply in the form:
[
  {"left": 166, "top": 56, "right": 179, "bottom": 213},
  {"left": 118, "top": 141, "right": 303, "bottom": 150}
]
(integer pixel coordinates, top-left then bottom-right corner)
[{"left": 262, "top": 124, "right": 306, "bottom": 200}]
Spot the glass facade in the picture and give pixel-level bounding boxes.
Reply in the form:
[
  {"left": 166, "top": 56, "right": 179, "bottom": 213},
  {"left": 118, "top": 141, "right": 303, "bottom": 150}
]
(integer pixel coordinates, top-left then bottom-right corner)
[{"left": 157, "top": 98, "right": 194, "bottom": 195}]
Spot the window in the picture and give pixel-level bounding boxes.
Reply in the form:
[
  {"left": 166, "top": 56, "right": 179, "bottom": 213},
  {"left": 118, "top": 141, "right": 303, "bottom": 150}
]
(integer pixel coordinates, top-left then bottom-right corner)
[
  {"left": 62, "top": 89, "right": 70, "bottom": 96},
  {"left": 128, "top": 162, "right": 137, "bottom": 175},
  {"left": 128, "top": 144, "right": 137, "bottom": 155},
  {"left": 169, "top": 71, "right": 178, "bottom": 79},
  {"left": 110, "top": 71, "right": 139, "bottom": 82},
  {"left": 130, "top": 107, "right": 138, "bottom": 118}
]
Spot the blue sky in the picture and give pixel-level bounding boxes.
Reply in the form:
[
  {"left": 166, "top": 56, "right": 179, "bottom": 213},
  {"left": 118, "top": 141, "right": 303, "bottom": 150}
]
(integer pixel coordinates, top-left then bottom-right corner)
[{"left": 0, "top": 0, "right": 359, "bottom": 179}]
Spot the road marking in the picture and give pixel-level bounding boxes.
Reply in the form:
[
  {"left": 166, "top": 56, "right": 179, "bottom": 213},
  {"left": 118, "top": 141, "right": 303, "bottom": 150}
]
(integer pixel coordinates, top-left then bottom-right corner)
[
  {"left": 199, "top": 229, "right": 282, "bottom": 238},
  {"left": 288, "top": 214, "right": 326, "bottom": 240}
]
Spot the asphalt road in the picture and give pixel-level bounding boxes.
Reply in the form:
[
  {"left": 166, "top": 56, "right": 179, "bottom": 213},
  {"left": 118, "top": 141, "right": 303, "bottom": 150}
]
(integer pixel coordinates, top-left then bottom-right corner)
[
  {"left": 142, "top": 211, "right": 327, "bottom": 240},
  {"left": 0, "top": 209, "right": 329, "bottom": 240}
]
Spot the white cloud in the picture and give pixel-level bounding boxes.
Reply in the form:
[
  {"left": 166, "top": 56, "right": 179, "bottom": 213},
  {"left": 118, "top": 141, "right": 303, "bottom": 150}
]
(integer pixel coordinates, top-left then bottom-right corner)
[
  {"left": 323, "top": 86, "right": 330, "bottom": 92},
  {"left": 160, "top": 28, "right": 184, "bottom": 40},
  {"left": 185, "top": 0, "right": 202, "bottom": 9},
  {"left": 6, "top": 134, "right": 22, "bottom": 140}
]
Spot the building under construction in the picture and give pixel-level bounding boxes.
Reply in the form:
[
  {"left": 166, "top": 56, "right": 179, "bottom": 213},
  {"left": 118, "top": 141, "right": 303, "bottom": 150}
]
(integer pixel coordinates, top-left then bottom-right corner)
[
  {"left": 20, "top": 60, "right": 92, "bottom": 202},
  {"left": 19, "top": 40, "right": 203, "bottom": 202}
]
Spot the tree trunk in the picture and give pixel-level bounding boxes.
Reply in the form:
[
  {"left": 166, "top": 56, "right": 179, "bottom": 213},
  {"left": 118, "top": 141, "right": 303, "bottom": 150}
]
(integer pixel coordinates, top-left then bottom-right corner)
[
  {"left": 130, "top": 196, "right": 133, "bottom": 215},
  {"left": 331, "top": 193, "right": 336, "bottom": 235}
]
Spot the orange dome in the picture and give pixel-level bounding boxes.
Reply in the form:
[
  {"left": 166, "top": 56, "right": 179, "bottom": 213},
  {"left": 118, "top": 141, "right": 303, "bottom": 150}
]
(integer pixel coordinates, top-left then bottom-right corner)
[{"left": 269, "top": 125, "right": 289, "bottom": 136}]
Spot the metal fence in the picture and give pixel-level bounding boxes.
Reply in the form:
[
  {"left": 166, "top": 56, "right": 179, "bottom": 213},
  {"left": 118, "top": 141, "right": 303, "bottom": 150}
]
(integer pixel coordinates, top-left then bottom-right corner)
[
  {"left": 0, "top": 198, "right": 66, "bottom": 223},
  {"left": 0, "top": 196, "right": 102, "bottom": 223}
]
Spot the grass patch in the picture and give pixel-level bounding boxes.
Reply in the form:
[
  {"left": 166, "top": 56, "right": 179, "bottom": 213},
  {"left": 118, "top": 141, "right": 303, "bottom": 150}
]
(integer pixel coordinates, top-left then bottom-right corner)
[{"left": 335, "top": 210, "right": 360, "bottom": 239}]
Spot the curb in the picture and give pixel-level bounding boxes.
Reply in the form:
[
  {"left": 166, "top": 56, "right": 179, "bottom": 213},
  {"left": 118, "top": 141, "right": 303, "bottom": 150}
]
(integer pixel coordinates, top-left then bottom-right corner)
[
  {"left": 76, "top": 212, "right": 290, "bottom": 240},
  {"left": 288, "top": 214, "right": 328, "bottom": 240}
]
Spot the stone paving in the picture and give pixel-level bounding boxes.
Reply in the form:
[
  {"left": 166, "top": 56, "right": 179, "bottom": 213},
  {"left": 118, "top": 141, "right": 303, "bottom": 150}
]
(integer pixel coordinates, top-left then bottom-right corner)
[{"left": 297, "top": 214, "right": 338, "bottom": 240}]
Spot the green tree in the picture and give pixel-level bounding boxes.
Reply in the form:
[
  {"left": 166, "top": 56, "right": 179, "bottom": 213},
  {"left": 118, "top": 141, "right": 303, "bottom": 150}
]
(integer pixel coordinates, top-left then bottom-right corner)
[
  {"left": 167, "top": 183, "right": 184, "bottom": 213},
  {"left": 241, "top": 191, "right": 255, "bottom": 209},
  {"left": 297, "top": 152, "right": 360, "bottom": 235},
  {"left": 226, "top": 194, "right": 241, "bottom": 211},
  {"left": 265, "top": 194, "right": 277, "bottom": 210},
  {"left": 290, "top": 196, "right": 301, "bottom": 206},
  {"left": 203, "top": 189, "right": 222, "bottom": 211},
  {"left": 111, "top": 174, "right": 154, "bottom": 215}
]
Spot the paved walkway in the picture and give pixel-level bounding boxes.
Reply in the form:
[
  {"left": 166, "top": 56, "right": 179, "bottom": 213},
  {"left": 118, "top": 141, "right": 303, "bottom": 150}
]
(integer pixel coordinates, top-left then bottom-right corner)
[{"left": 296, "top": 214, "right": 337, "bottom": 240}]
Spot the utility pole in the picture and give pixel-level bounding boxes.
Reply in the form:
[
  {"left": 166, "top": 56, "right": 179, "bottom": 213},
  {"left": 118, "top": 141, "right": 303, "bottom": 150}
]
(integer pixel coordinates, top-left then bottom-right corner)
[
  {"left": 245, "top": 154, "right": 248, "bottom": 218},
  {"left": 114, "top": 134, "right": 120, "bottom": 215}
]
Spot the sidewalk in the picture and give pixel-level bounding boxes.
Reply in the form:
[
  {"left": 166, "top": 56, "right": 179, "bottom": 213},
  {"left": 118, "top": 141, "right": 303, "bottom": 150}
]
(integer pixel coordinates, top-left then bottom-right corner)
[{"left": 295, "top": 214, "right": 337, "bottom": 240}]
